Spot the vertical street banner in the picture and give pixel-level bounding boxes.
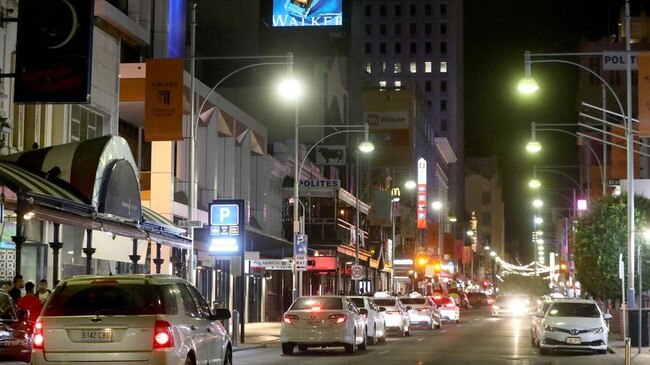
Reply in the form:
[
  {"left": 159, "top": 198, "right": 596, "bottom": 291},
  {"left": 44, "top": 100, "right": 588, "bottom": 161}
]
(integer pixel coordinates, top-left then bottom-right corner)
[
  {"left": 417, "top": 158, "right": 427, "bottom": 229},
  {"left": 145, "top": 58, "right": 184, "bottom": 141},
  {"left": 638, "top": 52, "right": 650, "bottom": 137}
]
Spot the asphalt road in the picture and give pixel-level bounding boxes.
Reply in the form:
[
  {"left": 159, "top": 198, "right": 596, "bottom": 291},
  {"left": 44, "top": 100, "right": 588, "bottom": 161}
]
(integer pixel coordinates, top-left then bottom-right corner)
[{"left": 234, "top": 309, "right": 627, "bottom": 365}]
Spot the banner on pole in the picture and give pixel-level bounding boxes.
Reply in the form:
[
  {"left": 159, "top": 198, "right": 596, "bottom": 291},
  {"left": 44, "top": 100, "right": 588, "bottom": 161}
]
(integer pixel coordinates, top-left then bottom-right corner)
[{"left": 637, "top": 52, "right": 650, "bottom": 137}]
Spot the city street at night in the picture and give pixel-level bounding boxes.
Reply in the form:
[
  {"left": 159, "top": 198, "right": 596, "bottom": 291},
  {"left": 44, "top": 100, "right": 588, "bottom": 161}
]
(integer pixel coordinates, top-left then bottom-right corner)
[{"left": 236, "top": 310, "right": 630, "bottom": 365}]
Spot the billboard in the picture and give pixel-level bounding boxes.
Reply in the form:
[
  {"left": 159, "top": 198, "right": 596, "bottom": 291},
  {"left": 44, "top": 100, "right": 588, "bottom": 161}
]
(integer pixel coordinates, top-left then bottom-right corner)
[{"left": 272, "top": 0, "right": 343, "bottom": 27}]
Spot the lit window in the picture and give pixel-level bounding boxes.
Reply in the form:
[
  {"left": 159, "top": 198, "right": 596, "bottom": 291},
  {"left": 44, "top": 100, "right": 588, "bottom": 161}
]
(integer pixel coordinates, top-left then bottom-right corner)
[
  {"left": 410, "top": 62, "right": 417, "bottom": 73},
  {"left": 440, "top": 61, "right": 448, "bottom": 73},
  {"left": 394, "top": 62, "right": 402, "bottom": 73},
  {"left": 395, "top": 80, "right": 402, "bottom": 88},
  {"left": 365, "top": 62, "right": 372, "bottom": 74},
  {"left": 425, "top": 62, "right": 432, "bottom": 73},
  {"left": 379, "top": 80, "right": 387, "bottom": 88}
]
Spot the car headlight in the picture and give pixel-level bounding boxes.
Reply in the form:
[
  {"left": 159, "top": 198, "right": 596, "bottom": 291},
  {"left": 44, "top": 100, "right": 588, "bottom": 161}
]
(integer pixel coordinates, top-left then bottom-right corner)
[
  {"left": 544, "top": 325, "right": 556, "bottom": 332},
  {"left": 590, "top": 327, "right": 604, "bottom": 333}
]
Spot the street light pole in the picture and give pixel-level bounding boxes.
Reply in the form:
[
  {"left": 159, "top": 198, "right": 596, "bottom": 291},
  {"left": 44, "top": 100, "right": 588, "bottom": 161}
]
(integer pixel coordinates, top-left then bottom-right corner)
[
  {"left": 290, "top": 53, "right": 301, "bottom": 303},
  {"left": 188, "top": 3, "right": 197, "bottom": 284}
]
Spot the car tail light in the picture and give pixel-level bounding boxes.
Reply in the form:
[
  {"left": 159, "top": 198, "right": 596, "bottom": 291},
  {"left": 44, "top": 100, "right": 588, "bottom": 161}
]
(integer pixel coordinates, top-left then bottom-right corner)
[
  {"left": 33, "top": 321, "right": 44, "bottom": 350},
  {"left": 153, "top": 320, "right": 174, "bottom": 349},
  {"left": 283, "top": 314, "right": 299, "bottom": 324},
  {"left": 328, "top": 313, "right": 347, "bottom": 324},
  {"left": 311, "top": 306, "right": 321, "bottom": 312}
]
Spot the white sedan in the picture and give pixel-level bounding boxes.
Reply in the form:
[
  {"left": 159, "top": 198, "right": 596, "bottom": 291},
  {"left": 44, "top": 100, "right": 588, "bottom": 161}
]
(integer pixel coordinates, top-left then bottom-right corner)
[
  {"left": 281, "top": 296, "right": 367, "bottom": 355},
  {"left": 538, "top": 299, "right": 612, "bottom": 355},
  {"left": 348, "top": 296, "right": 387, "bottom": 344},
  {"left": 372, "top": 297, "right": 411, "bottom": 336}
]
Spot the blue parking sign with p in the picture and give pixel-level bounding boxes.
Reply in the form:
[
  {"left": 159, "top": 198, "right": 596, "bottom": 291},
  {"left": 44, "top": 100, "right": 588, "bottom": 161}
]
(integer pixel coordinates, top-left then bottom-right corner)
[{"left": 210, "top": 204, "right": 239, "bottom": 226}]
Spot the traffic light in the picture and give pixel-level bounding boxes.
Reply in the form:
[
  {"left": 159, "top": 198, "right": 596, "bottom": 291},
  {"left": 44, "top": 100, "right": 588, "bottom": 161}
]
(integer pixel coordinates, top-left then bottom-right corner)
[
  {"left": 559, "top": 261, "right": 567, "bottom": 272},
  {"left": 433, "top": 261, "right": 442, "bottom": 273},
  {"left": 417, "top": 256, "right": 429, "bottom": 267}
]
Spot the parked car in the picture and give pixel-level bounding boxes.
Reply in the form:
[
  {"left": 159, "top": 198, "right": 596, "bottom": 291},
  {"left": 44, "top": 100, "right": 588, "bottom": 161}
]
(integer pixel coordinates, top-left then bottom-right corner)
[
  {"left": 531, "top": 300, "right": 554, "bottom": 347},
  {"left": 466, "top": 292, "right": 492, "bottom": 308},
  {"left": 372, "top": 296, "right": 411, "bottom": 337},
  {"left": 281, "top": 296, "right": 367, "bottom": 355},
  {"left": 399, "top": 296, "right": 441, "bottom": 330},
  {"left": 430, "top": 295, "right": 460, "bottom": 323},
  {"left": 31, "top": 274, "right": 232, "bottom": 365},
  {"left": 537, "top": 299, "right": 612, "bottom": 355},
  {"left": 0, "top": 290, "right": 32, "bottom": 363},
  {"left": 348, "top": 296, "right": 387, "bottom": 344}
]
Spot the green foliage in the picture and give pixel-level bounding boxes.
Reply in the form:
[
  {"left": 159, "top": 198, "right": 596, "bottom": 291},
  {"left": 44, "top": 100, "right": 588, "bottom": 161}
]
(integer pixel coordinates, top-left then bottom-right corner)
[
  {"left": 499, "top": 274, "right": 550, "bottom": 298},
  {"left": 574, "top": 194, "right": 650, "bottom": 299}
]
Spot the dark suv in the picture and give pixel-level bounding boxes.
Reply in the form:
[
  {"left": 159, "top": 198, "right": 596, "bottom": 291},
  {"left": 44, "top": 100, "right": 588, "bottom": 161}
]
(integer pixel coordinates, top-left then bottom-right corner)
[{"left": 0, "top": 290, "right": 32, "bottom": 362}]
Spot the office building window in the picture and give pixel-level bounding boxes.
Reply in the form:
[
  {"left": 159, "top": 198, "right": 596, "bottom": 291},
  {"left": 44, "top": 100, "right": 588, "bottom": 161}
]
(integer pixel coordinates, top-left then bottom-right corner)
[
  {"left": 441, "top": 80, "right": 447, "bottom": 92},
  {"left": 425, "top": 23, "right": 432, "bottom": 35},
  {"left": 425, "top": 80, "right": 432, "bottom": 92},
  {"left": 380, "top": 24, "right": 387, "bottom": 36},
  {"left": 410, "top": 23, "right": 417, "bottom": 35},
  {"left": 380, "top": 42, "right": 386, "bottom": 54},
  {"left": 425, "top": 4, "right": 432, "bottom": 15},
  {"left": 482, "top": 212, "right": 491, "bottom": 225},
  {"left": 395, "top": 80, "right": 402, "bottom": 88},
  {"left": 425, "top": 42, "right": 432, "bottom": 54},
  {"left": 394, "top": 62, "right": 402, "bottom": 74},
  {"left": 365, "top": 24, "right": 372, "bottom": 36},
  {"left": 440, "top": 3, "right": 447, "bottom": 16},
  {"left": 440, "top": 61, "right": 448, "bottom": 73},
  {"left": 441, "top": 119, "right": 448, "bottom": 131},
  {"left": 395, "top": 42, "right": 402, "bottom": 54},
  {"left": 379, "top": 80, "right": 387, "bottom": 88},
  {"left": 394, "top": 4, "right": 402, "bottom": 16},
  {"left": 440, "top": 23, "right": 448, "bottom": 35},
  {"left": 365, "top": 43, "right": 372, "bottom": 54},
  {"left": 410, "top": 4, "right": 417, "bottom": 16},
  {"left": 380, "top": 4, "right": 386, "bottom": 16},
  {"left": 410, "top": 62, "right": 417, "bottom": 73},
  {"left": 71, "top": 105, "right": 104, "bottom": 142},
  {"left": 440, "top": 42, "right": 447, "bottom": 54},
  {"left": 395, "top": 24, "right": 402, "bottom": 35},
  {"left": 365, "top": 4, "right": 372, "bottom": 17},
  {"left": 425, "top": 61, "right": 432, "bottom": 73},
  {"left": 440, "top": 99, "right": 447, "bottom": 111},
  {"left": 365, "top": 62, "right": 372, "bottom": 74},
  {"left": 410, "top": 42, "right": 417, "bottom": 54}
]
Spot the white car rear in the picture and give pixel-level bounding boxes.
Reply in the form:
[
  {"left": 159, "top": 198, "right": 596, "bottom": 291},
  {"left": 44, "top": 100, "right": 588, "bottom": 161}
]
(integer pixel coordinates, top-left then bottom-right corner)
[
  {"left": 539, "top": 299, "right": 611, "bottom": 354},
  {"left": 372, "top": 297, "right": 410, "bottom": 336},
  {"left": 348, "top": 296, "right": 387, "bottom": 344},
  {"left": 281, "top": 296, "right": 367, "bottom": 355},
  {"left": 400, "top": 297, "right": 441, "bottom": 330},
  {"left": 31, "top": 275, "right": 232, "bottom": 365}
]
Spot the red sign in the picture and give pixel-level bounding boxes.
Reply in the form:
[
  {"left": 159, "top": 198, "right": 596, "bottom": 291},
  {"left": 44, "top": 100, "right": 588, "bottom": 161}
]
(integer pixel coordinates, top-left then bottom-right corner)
[
  {"left": 308, "top": 256, "right": 336, "bottom": 271},
  {"left": 417, "top": 158, "right": 427, "bottom": 229}
]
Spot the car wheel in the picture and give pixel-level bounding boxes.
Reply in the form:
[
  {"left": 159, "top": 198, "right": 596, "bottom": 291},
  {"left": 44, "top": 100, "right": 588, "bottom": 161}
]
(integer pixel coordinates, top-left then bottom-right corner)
[
  {"left": 344, "top": 332, "right": 357, "bottom": 354},
  {"left": 367, "top": 326, "right": 376, "bottom": 345},
  {"left": 455, "top": 319, "right": 460, "bottom": 324},
  {"left": 282, "top": 343, "right": 295, "bottom": 355},
  {"left": 597, "top": 349, "right": 607, "bottom": 355},
  {"left": 379, "top": 330, "right": 387, "bottom": 343},
  {"left": 223, "top": 347, "right": 232, "bottom": 365},
  {"left": 539, "top": 347, "right": 550, "bottom": 355},
  {"left": 435, "top": 319, "right": 442, "bottom": 329},
  {"left": 298, "top": 345, "right": 308, "bottom": 352},
  {"left": 405, "top": 326, "right": 411, "bottom": 336},
  {"left": 359, "top": 329, "right": 367, "bottom": 351}
]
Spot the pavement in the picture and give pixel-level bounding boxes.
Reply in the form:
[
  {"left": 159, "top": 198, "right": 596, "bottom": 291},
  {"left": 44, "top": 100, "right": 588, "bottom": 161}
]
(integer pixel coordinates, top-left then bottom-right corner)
[
  {"left": 607, "top": 332, "right": 650, "bottom": 363},
  {"left": 232, "top": 321, "right": 282, "bottom": 353}
]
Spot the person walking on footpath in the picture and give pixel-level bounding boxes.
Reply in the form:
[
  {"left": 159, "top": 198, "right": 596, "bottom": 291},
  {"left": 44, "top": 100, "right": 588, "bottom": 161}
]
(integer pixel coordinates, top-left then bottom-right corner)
[
  {"left": 38, "top": 279, "right": 51, "bottom": 304},
  {"left": 17, "top": 282, "right": 42, "bottom": 323},
  {"left": 8, "top": 275, "right": 23, "bottom": 303}
]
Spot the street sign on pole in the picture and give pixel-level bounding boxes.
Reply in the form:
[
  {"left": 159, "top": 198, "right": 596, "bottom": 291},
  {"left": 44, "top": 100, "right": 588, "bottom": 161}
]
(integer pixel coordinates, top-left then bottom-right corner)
[
  {"left": 177, "top": 220, "right": 203, "bottom": 228},
  {"left": 251, "top": 259, "right": 293, "bottom": 270},
  {"left": 295, "top": 234, "right": 308, "bottom": 271},
  {"left": 351, "top": 265, "right": 364, "bottom": 280}
]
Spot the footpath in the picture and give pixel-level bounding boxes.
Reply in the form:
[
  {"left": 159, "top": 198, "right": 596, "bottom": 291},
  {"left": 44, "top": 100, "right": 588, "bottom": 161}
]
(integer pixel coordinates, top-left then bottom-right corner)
[
  {"left": 232, "top": 322, "right": 282, "bottom": 353},
  {"left": 608, "top": 333, "right": 650, "bottom": 364}
]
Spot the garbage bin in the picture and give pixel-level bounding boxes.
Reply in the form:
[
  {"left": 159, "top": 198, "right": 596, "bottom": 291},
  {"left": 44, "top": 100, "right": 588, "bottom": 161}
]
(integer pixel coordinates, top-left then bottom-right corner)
[{"left": 627, "top": 309, "right": 650, "bottom": 347}]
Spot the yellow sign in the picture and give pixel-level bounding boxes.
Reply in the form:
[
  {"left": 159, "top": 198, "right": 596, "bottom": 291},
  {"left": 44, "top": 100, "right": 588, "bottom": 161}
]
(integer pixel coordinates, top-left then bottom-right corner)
[
  {"left": 638, "top": 52, "right": 650, "bottom": 137},
  {"left": 145, "top": 59, "right": 184, "bottom": 141}
]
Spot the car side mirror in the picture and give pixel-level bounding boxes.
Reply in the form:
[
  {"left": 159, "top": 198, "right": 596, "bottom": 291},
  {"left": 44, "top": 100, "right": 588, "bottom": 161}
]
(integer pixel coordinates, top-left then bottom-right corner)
[
  {"left": 379, "top": 307, "right": 387, "bottom": 312},
  {"left": 210, "top": 308, "right": 231, "bottom": 321},
  {"left": 359, "top": 308, "right": 369, "bottom": 316},
  {"left": 603, "top": 313, "right": 613, "bottom": 321},
  {"left": 405, "top": 306, "right": 412, "bottom": 311}
]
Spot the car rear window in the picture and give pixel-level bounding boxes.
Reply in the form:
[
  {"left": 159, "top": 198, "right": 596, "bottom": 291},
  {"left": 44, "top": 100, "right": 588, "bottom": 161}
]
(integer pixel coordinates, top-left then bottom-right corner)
[
  {"left": 291, "top": 298, "right": 342, "bottom": 310},
  {"left": 350, "top": 298, "right": 365, "bottom": 308},
  {"left": 547, "top": 302, "right": 600, "bottom": 318},
  {"left": 400, "top": 298, "right": 426, "bottom": 305},
  {"left": 43, "top": 282, "right": 178, "bottom": 316},
  {"left": 372, "top": 298, "right": 396, "bottom": 307}
]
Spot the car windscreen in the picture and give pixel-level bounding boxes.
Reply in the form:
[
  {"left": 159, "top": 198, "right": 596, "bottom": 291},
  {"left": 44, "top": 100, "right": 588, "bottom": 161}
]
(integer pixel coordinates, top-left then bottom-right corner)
[
  {"left": 372, "top": 298, "right": 397, "bottom": 307},
  {"left": 400, "top": 298, "right": 427, "bottom": 305},
  {"left": 291, "top": 298, "right": 342, "bottom": 310},
  {"left": 43, "top": 282, "right": 177, "bottom": 316},
  {"left": 350, "top": 298, "right": 365, "bottom": 308},
  {"left": 547, "top": 302, "right": 600, "bottom": 318}
]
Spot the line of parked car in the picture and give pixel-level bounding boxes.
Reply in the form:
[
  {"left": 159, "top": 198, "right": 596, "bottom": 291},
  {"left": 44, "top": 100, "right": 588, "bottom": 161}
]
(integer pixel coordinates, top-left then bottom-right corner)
[{"left": 280, "top": 291, "right": 462, "bottom": 355}]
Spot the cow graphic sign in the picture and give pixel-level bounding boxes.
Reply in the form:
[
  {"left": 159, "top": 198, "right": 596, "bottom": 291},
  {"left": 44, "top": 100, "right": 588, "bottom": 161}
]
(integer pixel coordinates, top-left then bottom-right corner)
[{"left": 315, "top": 145, "right": 346, "bottom": 165}]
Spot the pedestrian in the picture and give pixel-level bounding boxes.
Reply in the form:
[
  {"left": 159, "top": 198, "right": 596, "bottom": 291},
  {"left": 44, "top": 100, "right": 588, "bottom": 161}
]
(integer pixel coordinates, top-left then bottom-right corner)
[
  {"left": 38, "top": 279, "right": 51, "bottom": 304},
  {"left": 8, "top": 275, "right": 23, "bottom": 303},
  {"left": 17, "top": 282, "right": 41, "bottom": 323},
  {"left": 0, "top": 281, "right": 10, "bottom": 292}
]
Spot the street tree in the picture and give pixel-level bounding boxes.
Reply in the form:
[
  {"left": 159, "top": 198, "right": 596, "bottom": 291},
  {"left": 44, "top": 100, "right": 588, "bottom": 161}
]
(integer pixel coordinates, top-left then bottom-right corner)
[{"left": 574, "top": 194, "right": 650, "bottom": 299}]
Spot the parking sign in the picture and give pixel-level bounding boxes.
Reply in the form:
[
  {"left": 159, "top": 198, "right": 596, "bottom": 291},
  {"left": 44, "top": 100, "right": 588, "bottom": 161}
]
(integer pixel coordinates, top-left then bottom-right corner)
[
  {"left": 208, "top": 200, "right": 245, "bottom": 255},
  {"left": 295, "top": 234, "right": 308, "bottom": 271}
]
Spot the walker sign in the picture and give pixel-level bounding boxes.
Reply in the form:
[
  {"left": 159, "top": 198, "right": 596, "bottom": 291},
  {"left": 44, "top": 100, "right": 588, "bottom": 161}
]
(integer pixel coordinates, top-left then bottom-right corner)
[
  {"left": 272, "top": 0, "right": 343, "bottom": 27},
  {"left": 208, "top": 200, "right": 245, "bottom": 255}
]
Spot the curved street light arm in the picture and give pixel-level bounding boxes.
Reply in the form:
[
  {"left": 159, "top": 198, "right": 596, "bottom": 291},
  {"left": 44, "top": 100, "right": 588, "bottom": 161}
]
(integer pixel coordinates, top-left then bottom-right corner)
[
  {"left": 535, "top": 169, "right": 583, "bottom": 195},
  {"left": 297, "top": 129, "right": 365, "bottom": 180},
  {"left": 536, "top": 127, "right": 604, "bottom": 184}
]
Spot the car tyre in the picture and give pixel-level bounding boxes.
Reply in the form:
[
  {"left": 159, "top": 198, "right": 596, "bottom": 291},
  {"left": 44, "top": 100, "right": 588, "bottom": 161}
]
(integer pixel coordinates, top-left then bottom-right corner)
[
  {"left": 298, "top": 345, "right": 308, "bottom": 352},
  {"left": 367, "top": 326, "right": 377, "bottom": 345},
  {"left": 282, "top": 343, "right": 295, "bottom": 355},
  {"left": 344, "top": 333, "right": 357, "bottom": 354},
  {"left": 359, "top": 329, "right": 368, "bottom": 351},
  {"left": 435, "top": 320, "right": 442, "bottom": 329},
  {"left": 597, "top": 349, "right": 607, "bottom": 355},
  {"left": 539, "top": 347, "right": 550, "bottom": 355},
  {"left": 223, "top": 347, "right": 232, "bottom": 365},
  {"left": 378, "top": 330, "right": 387, "bottom": 343},
  {"left": 405, "top": 326, "right": 411, "bottom": 336}
]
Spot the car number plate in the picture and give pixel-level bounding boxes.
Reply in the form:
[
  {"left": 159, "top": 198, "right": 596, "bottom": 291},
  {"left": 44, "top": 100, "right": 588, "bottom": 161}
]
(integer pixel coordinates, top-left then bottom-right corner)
[
  {"left": 81, "top": 330, "right": 113, "bottom": 342},
  {"left": 566, "top": 337, "right": 581, "bottom": 344},
  {"left": 306, "top": 320, "right": 322, "bottom": 325}
]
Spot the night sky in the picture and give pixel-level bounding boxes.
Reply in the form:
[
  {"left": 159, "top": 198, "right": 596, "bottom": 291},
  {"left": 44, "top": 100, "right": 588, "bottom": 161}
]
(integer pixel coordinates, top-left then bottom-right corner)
[{"left": 464, "top": 0, "right": 625, "bottom": 260}]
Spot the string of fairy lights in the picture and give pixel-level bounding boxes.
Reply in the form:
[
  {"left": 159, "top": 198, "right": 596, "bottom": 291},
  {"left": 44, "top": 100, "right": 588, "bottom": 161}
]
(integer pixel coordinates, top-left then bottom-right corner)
[{"left": 496, "top": 258, "right": 558, "bottom": 277}]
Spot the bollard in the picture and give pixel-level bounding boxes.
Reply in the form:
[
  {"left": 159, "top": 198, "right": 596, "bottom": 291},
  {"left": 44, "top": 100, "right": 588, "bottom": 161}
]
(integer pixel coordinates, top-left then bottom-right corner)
[
  {"left": 232, "top": 310, "right": 239, "bottom": 347},
  {"left": 625, "top": 337, "right": 631, "bottom": 365}
]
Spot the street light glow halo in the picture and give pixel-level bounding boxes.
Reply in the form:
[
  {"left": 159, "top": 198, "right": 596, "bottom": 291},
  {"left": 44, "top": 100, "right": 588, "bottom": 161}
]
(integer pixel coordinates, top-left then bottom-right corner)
[
  {"left": 528, "top": 178, "right": 542, "bottom": 189},
  {"left": 517, "top": 76, "right": 540, "bottom": 94},
  {"left": 404, "top": 180, "right": 417, "bottom": 189},
  {"left": 431, "top": 201, "right": 443, "bottom": 210},
  {"left": 278, "top": 78, "right": 302, "bottom": 101},
  {"left": 533, "top": 199, "right": 544, "bottom": 208},
  {"left": 526, "top": 140, "right": 542, "bottom": 153},
  {"left": 358, "top": 140, "right": 375, "bottom": 153}
]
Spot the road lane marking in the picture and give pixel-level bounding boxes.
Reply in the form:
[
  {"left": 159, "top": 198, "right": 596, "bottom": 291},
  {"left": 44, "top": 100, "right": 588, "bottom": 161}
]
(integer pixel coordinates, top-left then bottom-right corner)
[
  {"left": 440, "top": 330, "right": 447, "bottom": 333},
  {"left": 378, "top": 350, "right": 391, "bottom": 355},
  {"left": 417, "top": 338, "right": 425, "bottom": 342}
]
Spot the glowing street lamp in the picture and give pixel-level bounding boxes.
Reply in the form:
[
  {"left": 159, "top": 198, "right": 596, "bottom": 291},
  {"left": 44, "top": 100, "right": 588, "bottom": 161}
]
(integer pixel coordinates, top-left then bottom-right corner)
[
  {"left": 404, "top": 180, "right": 417, "bottom": 190},
  {"left": 528, "top": 178, "right": 542, "bottom": 189},
  {"left": 533, "top": 199, "right": 544, "bottom": 208}
]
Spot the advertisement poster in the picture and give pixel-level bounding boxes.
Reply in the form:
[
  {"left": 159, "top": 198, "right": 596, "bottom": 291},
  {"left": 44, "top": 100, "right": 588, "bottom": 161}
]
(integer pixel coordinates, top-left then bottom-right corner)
[{"left": 272, "top": 0, "right": 343, "bottom": 27}]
